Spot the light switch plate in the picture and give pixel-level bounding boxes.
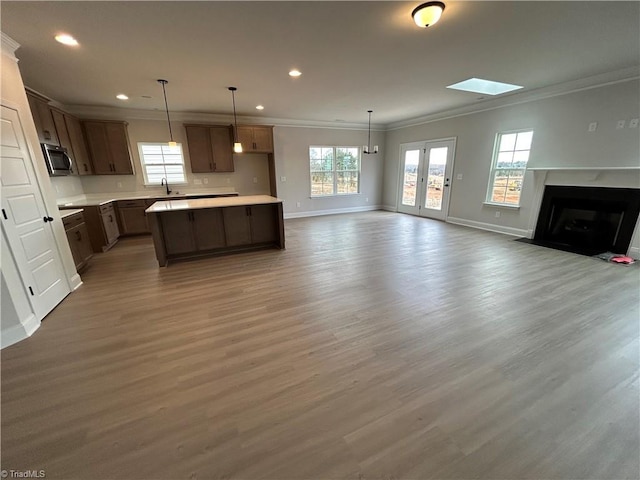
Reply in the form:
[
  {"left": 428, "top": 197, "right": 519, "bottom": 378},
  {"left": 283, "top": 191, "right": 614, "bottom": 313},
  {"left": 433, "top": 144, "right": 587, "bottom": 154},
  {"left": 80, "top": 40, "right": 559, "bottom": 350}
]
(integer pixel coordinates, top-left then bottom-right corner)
[
  {"left": 616, "top": 120, "right": 626, "bottom": 129},
  {"left": 630, "top": 119, "right": 639, "bottom": 128},
  {"left": 588, "top": 122, "right": 598, "bottom": 132}
]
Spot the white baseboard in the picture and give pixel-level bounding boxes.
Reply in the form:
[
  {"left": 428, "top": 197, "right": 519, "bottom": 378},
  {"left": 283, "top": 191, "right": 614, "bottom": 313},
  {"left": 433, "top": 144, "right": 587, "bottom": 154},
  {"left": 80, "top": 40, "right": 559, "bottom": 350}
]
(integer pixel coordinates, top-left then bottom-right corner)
[
  {"left": 70, "top": 273, "right": 83, "bottom": 291},
  {"left": 1, "top": 314, "right": 40, "bottom": 349},
  {"left": 628, "top": 246, "right": 639, "bottom": 259},
  {"left": 284, "top": 205, "right": 381, "bottom": 219},
  {"left": 447, "top": 217, "right": 529, "bottom": 238},
  {"left": 381, "top": 204, "right": 397, "bottom": 212}
]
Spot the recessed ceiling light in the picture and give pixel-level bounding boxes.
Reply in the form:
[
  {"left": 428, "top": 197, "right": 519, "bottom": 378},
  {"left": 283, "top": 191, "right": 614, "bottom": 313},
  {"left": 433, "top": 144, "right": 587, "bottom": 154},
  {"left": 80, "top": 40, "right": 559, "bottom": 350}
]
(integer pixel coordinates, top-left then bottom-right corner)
[
  {"left": 54, "top": 34, "right": 78, "bottom": 46},
  {"left": 256, "top": 105, "right": 265, "bottom": 110},
  {"left": 289, "top": 69, "right": 302, "bottom": 77},
  {"left": 116, "top": 94, "right": 129, "bottom": 100},
  {"left": 446, "top": 78, "right": 523, "bottom": 96},
  {"left": 141, "top": 95, "right": 152, "bottom": 99}
]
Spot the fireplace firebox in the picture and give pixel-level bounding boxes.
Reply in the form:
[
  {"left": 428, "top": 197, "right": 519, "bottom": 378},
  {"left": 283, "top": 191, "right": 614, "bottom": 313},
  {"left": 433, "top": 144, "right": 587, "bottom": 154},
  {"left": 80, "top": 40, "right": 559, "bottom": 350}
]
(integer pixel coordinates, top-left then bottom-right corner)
[{"left": 530, "top": 186, "right": 640, "bottom": 256}]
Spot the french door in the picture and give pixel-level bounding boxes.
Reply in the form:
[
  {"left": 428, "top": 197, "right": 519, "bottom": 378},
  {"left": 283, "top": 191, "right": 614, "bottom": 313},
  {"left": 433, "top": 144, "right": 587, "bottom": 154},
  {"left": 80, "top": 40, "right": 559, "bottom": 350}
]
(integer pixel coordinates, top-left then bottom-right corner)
[{"left": 397, "top": 138, "right": 455, "bottom": 221}]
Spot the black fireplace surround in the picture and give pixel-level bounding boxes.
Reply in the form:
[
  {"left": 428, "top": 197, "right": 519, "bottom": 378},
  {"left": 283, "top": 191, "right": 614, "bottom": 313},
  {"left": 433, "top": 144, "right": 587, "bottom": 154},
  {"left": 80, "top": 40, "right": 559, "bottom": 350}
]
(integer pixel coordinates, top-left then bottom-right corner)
[{"left": 530, "top": 186, "right": 640, "bottom": 256}]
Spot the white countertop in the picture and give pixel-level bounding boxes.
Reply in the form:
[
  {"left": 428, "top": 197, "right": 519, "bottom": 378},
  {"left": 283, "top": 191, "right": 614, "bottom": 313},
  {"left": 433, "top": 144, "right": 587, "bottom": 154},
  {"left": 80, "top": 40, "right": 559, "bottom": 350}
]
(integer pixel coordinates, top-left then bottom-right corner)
[
  {"left": 57, "top": 191, "right": 239, "bottom": 207},
  {"left": 59, "top": 208, "right": 84, "bottom": 219},
  {"left": 146, "top": 195, "right": 282, "bottom": 213}
]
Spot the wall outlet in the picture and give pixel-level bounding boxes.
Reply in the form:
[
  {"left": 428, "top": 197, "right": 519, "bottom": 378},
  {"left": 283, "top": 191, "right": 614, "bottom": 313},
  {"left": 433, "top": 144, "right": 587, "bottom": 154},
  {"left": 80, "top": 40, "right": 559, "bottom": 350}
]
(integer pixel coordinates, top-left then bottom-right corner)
[
  {"left": 630, "top": 119, "right": 639, "bottom": 128},
  {"left": 456, "top": 173, "right": 463, "bottom": 180},
  {"left": 616, "top": 120, "right": 626, "bottom": 129},
  {"left": 203, "top": 178, "right": 209, "bottom": 184},
  {"left": 588, "top": 122, "right": 598, "bottom": 132},
  {"left": 253, "top": 177, "right": 258, "bottom": 184},
  {"left": 280, "top": 176, "right": 286, "bottom": 182},
  {"left": 225, "top": 178, "right": 230, "bottom": 184},
  {"left": 117, "top": 182, "right": 122, "bottom": 189},
  {"left": 495, "top": 211, "right": 501, "bottom": 218},
  {"left": 194, "top": 179, "right": 202, "bottom": 185},
  {"left": 366, "top": 197, "right": 369, "bottom": 202},
  {"left": 296, "top": 201, "right": 301, "bottom": 208}
]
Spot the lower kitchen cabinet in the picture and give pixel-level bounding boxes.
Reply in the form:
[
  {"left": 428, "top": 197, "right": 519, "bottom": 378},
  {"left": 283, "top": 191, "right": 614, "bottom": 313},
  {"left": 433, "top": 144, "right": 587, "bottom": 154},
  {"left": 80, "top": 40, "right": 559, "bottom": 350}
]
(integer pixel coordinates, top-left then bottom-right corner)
[
  {"left": 223, "top": 204, "right": 278, "bottom": 246},
  {"left": 61, "top": 203, "right": 120, "bottom": 253},
  {"left": 116, "top": 199, "right": 154, "bottom": 235},
  {"left": 160, "top": 209, "right": 225, "bottom": 255},
  {"left": 62, "top": 211, "right": 94, "bottom": 271}
]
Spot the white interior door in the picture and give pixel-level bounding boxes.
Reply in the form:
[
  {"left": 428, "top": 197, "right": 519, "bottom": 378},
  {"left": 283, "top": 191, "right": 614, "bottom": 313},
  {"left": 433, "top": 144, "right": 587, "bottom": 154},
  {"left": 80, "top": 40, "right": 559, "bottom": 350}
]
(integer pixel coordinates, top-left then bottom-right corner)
[
  {"left": 397, "top": 139, "right": 455, "bottom": 221},
  {"left": 1, "top": 105, "right": 69, "bottom": 320}
]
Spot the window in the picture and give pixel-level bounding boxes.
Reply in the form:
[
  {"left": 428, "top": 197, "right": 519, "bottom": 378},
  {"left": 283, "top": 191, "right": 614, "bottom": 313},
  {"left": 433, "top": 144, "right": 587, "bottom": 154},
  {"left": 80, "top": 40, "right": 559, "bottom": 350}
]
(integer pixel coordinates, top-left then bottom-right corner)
[
  {"left": 486, "top": 130, "right": 533, "bottom": 205},
  {"left": 138, "top": 143, "right": 186, "bottom": 185},
  {"left": 309, "top": 146, "right": 360, "bottom": 196}
]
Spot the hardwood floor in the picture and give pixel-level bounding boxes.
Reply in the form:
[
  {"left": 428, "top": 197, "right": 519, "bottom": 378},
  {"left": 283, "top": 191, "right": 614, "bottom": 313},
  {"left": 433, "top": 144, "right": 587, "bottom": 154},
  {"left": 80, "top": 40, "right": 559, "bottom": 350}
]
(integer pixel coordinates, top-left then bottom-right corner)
[{"left": 2, "top": 211, "right": 639, "bottom": 480}]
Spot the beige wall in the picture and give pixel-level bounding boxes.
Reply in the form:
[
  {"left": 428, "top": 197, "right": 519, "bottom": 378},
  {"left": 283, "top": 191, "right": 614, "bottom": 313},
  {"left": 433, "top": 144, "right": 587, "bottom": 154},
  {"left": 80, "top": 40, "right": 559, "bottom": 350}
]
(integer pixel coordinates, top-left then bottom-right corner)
[{"left": 383, "top": 79, "right": 640, "bottom": 253}]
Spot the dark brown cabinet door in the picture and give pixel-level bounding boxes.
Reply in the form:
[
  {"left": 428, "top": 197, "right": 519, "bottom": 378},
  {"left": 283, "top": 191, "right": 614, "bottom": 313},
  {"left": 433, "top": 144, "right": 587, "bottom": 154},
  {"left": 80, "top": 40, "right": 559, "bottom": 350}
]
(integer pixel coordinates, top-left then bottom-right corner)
[
  {"left": 51, "top": 108, "right": 74, "bottom": 163},
  {"left": 106, "top": 123, "right": 134, "bottom": 174},
  {"left": 185, "top": 125, "right": 214, "bottom": 173},
  {"left": 222, "top": 206, "right": 252, "bottom": 246},
  {"left": 65, "top": 114, "right": 93, "bottom": 175},
  {"left": 235, "top": 126, "right": 273, "bottom": 153},
  {"left": 193, "top": 209, "right": 226, "bottom": 250},
  {"left": 26, "top": 92, "right": 59, "bottom": 145},
  {"left": 83, "top": 122, "right": 112, "bottom": 174},
  {"left": 236, "top": 126, "right": 254, "bottom": 152},
  {"left": 119, "top": 208, "right": 150, "bottom": 234},
  {"left": 249, "top": 204, "right": 278, "bottom": 243},
  {"left": 161, "top": 211, "right": 195, "bottom": 255},
  {"left": 209, "top": 126, "right": 234, "bottom": 172}
]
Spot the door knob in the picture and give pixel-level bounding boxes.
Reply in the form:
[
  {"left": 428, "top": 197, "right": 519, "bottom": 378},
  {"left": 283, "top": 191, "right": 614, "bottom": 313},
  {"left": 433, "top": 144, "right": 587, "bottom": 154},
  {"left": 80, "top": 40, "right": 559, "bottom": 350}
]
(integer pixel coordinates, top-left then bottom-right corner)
[{"left": 43, "top": 216, "right": 54, "bottom": 222}]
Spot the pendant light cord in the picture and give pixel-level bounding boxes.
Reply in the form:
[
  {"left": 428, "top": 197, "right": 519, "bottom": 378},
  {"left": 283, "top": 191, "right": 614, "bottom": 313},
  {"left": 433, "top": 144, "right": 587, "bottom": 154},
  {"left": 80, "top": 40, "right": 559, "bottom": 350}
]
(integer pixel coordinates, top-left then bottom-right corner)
[
  {"left": 367, "top": 110, "right": 372, "bottom": 153},
  {"left": 158, "top": 80, "right": 174, "bottom": 143},
  {"left": 230, "top": 88, "right": 239, "bottom": 143}
]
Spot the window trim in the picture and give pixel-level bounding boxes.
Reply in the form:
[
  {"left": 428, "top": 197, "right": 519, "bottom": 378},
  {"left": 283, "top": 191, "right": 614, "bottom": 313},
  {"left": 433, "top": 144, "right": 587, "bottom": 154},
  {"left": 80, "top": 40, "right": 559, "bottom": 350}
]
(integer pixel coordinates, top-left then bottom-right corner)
[
  {"left": 137, "top": 142, "right": 188, "bottom": 186},
  {"left": 485, "top": 129, "right": 533, "bottom": 207},
  {"left": 309, "top": 145, "right": 361, "bottom": 197}
]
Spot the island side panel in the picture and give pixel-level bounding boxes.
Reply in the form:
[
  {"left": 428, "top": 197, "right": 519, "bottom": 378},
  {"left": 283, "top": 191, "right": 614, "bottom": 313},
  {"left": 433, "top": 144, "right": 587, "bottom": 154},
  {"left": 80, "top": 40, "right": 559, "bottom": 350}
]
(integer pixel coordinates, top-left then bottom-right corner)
[
  {"left": 276, "top": 202, "right": 285, "bottom": 249},
  {"left": 147, "top": 212, "right": 168, "bottom": 267}
]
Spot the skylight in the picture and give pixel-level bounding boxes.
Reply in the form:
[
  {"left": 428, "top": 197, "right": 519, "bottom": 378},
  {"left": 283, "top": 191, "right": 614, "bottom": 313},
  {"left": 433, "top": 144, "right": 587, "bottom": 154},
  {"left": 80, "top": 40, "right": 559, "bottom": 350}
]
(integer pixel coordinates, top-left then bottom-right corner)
[{"left": 447, "top": 78, "right": 523, "bottom": 96}]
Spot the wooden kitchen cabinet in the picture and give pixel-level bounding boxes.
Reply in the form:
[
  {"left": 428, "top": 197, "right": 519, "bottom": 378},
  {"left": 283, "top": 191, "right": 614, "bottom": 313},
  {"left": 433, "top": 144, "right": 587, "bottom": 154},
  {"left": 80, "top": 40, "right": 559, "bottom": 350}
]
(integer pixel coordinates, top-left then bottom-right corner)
[
  {"left": 61, "top": 203, "right": 120, "bottom": 253},
  {"left": 160, "top": 209, "right": 226, "bottom": 255},
  {"left": 62, "top": 211, "right": 93, "bottom": 272},
  {"left": 184, "top": 124, "right": 234, "bottom": 173},
  {"left": 83, "top": 120, "right": 134, "bottom": 175},
  {"left": 26, "top": 90, "right": 59, "bottom": 145},
  {"left": 236, "top": 125, "right": 273, "bottom": 153},
  {"left": 116, "top": 199, "right": 154, "bottom": 235},
  {"left": 64, "top": 114, "right": 93, "bottom": 175},
  {"left": 223, "top": 204, "right": 278, "bottom": 246}
]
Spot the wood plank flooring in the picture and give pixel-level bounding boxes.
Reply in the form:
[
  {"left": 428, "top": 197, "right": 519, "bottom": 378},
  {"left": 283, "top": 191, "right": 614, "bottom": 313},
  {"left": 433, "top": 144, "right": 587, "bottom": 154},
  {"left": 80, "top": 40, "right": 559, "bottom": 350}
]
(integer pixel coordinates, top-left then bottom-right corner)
[{"left": 2, "top": 211, "right": 639, "bottom": 480}]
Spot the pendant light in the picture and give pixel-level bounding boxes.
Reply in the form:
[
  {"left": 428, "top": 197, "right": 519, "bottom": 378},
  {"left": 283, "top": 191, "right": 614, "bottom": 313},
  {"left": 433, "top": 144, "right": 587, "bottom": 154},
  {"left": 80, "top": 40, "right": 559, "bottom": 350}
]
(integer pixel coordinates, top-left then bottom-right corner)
[
  {"left": 157, "top": 79, "right": 177, "bottom": 147},
  {"left": 363, "top": 110, "right": 378, "bottom": 155},
  {"left": 228, "top": 87, "right": 243, "bottom": 153}
]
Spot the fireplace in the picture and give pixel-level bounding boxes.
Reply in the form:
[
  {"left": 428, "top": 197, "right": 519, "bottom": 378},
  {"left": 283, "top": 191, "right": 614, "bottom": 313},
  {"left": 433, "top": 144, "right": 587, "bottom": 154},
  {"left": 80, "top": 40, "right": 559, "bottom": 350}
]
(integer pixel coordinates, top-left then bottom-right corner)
[{"left": 530, "top": 186, "right": 640, "bottom": 256}]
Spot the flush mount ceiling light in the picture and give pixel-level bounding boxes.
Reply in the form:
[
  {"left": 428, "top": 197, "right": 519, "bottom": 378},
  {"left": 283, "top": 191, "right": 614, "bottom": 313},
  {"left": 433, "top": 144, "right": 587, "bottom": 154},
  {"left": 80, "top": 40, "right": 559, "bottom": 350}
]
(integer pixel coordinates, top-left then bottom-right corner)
[
  {"left": 54, "top": 33, "right": 79, "bottom": 46},
  {"left": 157, "top": 79, "right": 177, "bottom": 147},
  {"left": 412, "top": 2, "right": 445, "bottom": 27},
  {"left": 289, "top": 69, "right": 302, "bottom": 77},
  {"left": 363, "top": 110, "right": 378, "bottom": 155},
  {"left": 116, "top": 94, "right": 129, "bottom": 100},
  {"left": 228, "top": 87, "right": 243, "bottom": 153},
  {"left": 447, "top": 78, "right": 523, "bottom": 96}
]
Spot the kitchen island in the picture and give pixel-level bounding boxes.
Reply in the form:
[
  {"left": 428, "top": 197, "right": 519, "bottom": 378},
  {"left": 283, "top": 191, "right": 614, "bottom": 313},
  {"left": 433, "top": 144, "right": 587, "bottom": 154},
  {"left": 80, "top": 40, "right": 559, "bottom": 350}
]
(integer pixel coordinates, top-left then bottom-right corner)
[{"left": 146, "top": 195, "right": 284, "bottom": 266}]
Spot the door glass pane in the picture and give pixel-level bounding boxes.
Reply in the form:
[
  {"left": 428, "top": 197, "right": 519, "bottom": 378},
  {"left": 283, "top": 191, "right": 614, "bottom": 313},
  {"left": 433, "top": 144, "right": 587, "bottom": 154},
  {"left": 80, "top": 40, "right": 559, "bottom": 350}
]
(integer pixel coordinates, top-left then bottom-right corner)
[
  {"left": 401, "top": 149, "right": 420, "bottom": 206},
  {"left": 424, "top": 147, "right": 447, "bottom": 210}
]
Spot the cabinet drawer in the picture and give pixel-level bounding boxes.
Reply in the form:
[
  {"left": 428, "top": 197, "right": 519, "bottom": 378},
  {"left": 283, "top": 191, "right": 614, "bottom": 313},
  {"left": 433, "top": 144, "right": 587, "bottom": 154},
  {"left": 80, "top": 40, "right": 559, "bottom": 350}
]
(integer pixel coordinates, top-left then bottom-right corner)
[
  {"left": 62, "top": 212, "right": 85, "bottom": 230},
  {"left": 117, "top": 199, "right": 147, "bottom": 208},
  {"left": 99, "top": 203, "right": 115, "bottom": 215}
]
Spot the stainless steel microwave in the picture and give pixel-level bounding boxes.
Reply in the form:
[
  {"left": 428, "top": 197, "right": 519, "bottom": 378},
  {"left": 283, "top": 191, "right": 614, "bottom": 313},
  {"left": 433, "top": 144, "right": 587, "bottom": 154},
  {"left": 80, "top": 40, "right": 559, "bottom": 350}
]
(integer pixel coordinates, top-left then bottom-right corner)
[{"left": 42, "top": 143, "right": 73, "bottom": 176}]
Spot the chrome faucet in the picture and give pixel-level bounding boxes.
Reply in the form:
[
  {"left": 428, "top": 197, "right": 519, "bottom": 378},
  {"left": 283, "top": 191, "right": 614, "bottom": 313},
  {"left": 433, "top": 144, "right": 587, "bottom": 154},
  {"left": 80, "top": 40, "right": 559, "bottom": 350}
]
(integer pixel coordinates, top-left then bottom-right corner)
[{"left": 161, "top": 178, "right": 172, "bottom": 195}]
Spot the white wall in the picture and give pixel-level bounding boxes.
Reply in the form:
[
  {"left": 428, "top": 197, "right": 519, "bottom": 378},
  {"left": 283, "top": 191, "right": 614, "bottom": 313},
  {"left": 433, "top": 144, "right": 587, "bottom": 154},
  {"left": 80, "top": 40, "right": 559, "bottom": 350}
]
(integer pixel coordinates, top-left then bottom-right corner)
[
  {"left": 383, "top": 79, "right": 640, "bottom": 245},
  {"left": 274, "top": 125, "right": 385, "bottom": 217}
]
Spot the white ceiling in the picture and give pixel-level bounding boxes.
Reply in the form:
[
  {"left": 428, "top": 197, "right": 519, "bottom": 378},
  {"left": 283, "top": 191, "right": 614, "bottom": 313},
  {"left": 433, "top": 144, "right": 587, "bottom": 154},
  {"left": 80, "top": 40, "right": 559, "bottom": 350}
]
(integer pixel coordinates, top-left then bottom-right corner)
[{"left": 2, "top": 1, "right": 639, "bottom": 127}]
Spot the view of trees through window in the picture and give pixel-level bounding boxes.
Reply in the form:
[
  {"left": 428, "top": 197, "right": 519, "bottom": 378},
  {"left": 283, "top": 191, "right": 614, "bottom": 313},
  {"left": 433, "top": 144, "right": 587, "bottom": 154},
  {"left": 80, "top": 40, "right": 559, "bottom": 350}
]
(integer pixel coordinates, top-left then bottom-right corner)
[
  {"left": 488, "top": 130, "right": 533, "bottom": 205},
  {"left": 310, "top": 146, "right": 360, "bottom": 196}
]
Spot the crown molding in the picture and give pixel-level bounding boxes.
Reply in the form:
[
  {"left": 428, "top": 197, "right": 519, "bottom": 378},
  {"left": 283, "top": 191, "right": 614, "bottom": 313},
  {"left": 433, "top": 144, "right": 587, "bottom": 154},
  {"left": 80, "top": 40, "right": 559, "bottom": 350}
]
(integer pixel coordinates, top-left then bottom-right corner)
[
  {"left": 1, "top": 33, "right": 20, "bottom": 61},
  {"left": 63, "top": 104, "right": 384, "bottom": 131},
  {"left": 386, "top": 67, "right": 640, "bottom": 131}
]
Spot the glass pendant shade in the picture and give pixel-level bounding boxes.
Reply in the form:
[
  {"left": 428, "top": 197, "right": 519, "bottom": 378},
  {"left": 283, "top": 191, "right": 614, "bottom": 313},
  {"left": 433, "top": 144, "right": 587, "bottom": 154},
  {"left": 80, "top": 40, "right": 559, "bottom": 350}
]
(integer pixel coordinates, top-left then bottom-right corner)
[{"left": 412, "top": 2, "right": 445, "bottom": 27}]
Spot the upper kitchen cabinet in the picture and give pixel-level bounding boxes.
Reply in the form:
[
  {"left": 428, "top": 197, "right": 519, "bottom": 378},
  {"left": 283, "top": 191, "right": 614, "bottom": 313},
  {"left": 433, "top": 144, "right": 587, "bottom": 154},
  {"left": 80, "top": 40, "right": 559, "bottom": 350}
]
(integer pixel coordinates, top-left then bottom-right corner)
[
  {"left": 64, "top": 114, "right": 93, "bottom": 175},
  {"left": 82, "top": 120, "right": 134, "bottom": 175},
  {"left": 184, "top": 124, "right": 234, "bottom": 173},
  {"left": 26, "top": 90, "right": 59, "bottom": 145},
  {"left": 236, "top": 125, "right": 273, "bottom": 153}
]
